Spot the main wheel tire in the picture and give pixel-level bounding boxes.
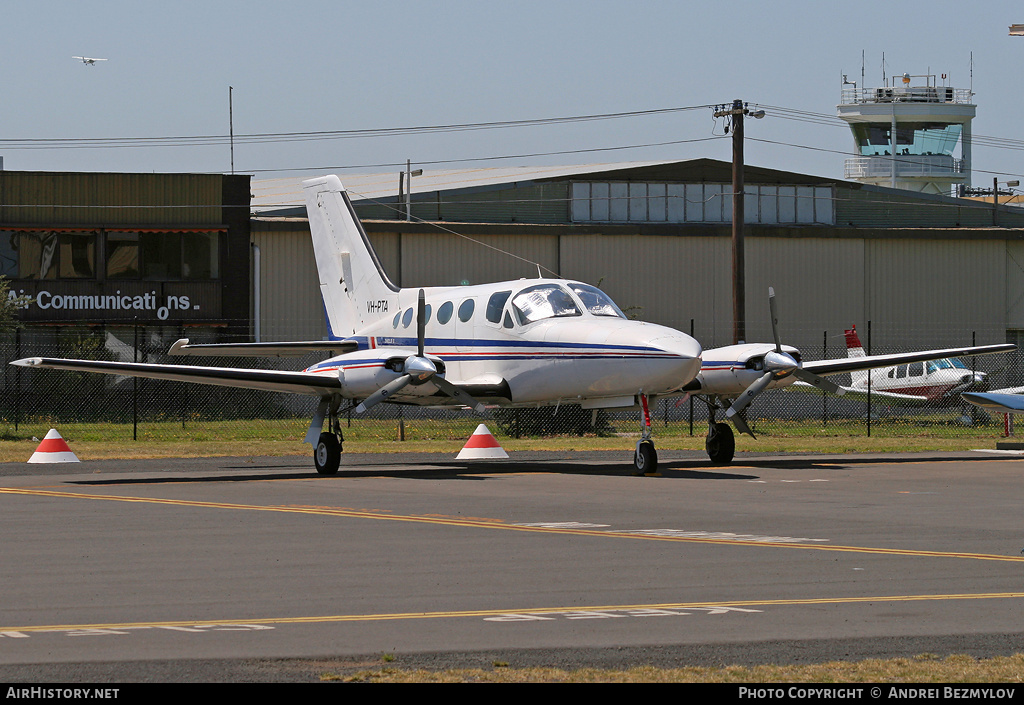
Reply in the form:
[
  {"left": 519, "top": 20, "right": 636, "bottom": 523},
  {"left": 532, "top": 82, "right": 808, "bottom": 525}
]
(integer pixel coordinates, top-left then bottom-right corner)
[
  {"left": 705, "top": 422, "right": 735, "bottom": 465},
  {"left": 634, "top": 440, "right": 658, "bottom": 475},
  {"left": 314, "top": 432, "right": 341, "bottom": 475}
]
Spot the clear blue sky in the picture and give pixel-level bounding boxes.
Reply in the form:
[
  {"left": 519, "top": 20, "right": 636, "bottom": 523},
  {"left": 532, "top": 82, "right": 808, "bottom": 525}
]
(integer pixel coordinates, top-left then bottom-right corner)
[{"left": 4, "top": 0, "right": 1022, "bottom": 184}]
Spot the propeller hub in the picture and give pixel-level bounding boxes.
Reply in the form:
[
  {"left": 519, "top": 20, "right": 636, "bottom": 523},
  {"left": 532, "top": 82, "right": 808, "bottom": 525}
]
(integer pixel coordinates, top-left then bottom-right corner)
[
  {"left": 763, "top": 350, "right": 799, "bottom": 375},
  {"left": 404, "top": 355, "right": 438, "bottom": 384}
]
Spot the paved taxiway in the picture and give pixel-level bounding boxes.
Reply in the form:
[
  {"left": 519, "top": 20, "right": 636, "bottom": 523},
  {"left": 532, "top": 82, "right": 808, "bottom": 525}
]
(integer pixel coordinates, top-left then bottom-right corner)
[{"left": 1, "top": 450, "right": 1022, "bottom": 680}]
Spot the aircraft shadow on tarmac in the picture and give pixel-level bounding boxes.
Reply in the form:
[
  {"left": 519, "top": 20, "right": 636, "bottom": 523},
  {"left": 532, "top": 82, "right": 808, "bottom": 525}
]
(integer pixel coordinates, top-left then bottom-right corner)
[
  {"left": 65, "top": 451, "right": 1016, "bottom": 487},
  {"left": 69, "top": 459, "right": 762, "bottom": 485}
]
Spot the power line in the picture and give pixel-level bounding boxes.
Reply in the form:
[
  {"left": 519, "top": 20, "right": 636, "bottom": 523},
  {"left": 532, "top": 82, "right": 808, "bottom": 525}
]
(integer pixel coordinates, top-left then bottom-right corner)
[{"left": 0, "top": 105, "right": 714, "bottom": 151}]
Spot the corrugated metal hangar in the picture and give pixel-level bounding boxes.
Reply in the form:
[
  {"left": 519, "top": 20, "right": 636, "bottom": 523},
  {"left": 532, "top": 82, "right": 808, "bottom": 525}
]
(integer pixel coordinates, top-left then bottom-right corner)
[
  {"left": 3, "top": 160, "right": 1024, "bottom": 361},
  {"left": 250, "top": 158, "right": 1024, "bottom": 356}
]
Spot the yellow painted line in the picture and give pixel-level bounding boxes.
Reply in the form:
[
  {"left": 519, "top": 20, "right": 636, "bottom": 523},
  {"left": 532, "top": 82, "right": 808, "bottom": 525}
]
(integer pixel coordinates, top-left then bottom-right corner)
[
  {"left": 3, "top": 486, "right": 1024, "bottom": 563},
  {"left": 4, "top": 592, "right": 1024, "bottom": 633}
]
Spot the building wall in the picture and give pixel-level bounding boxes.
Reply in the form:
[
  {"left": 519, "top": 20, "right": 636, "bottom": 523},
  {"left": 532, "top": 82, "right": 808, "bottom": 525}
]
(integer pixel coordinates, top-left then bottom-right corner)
[{"left": 252, "top": 218, "right": 1016, "bottom": 353}]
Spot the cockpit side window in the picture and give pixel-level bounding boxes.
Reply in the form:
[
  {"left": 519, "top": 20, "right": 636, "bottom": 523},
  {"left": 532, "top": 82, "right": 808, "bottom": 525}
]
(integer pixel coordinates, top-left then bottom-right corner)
[
  {"left": 568, "top": 282, "right": 625, "bottom": 318},
  {"left": 511, "top": 284, "right": 581, "bottom": 325},
  {"left": 486, "top": 290, "right": 512, "bottom": 323}
]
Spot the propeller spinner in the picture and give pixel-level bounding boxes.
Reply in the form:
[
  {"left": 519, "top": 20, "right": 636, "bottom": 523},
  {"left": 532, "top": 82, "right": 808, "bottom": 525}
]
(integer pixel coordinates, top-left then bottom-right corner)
[{"left": 725, "top": 288, "right": 843, "bottom": 436}]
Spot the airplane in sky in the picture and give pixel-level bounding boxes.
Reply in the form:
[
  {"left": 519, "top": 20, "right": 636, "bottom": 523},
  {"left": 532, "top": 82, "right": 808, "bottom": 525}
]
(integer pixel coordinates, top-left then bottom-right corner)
[
  {"left": 72, "top": 56, "right": 107, "bottom": 66},
  {"left": 10, "top": 176, "right": 1016, "bottom": 472}
]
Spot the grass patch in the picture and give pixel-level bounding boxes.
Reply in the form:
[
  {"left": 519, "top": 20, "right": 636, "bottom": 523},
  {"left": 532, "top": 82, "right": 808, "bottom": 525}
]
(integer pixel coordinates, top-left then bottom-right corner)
[
  {"left": 0, "top": 417, "right": 1010, "bottom": 463},
  {"left": 325, "top": 652, "right": 1024, "bottom": 682}
]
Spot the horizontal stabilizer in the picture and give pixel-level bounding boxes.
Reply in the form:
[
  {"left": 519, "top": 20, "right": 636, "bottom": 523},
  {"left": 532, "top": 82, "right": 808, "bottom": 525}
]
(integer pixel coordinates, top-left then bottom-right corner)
[{"left": 168, "top": 338, "right": 358, "bottom": 357}]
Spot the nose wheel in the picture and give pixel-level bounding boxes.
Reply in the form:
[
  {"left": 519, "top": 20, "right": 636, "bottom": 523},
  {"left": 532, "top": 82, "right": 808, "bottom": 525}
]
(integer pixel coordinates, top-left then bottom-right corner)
[{"left": 633, "top": 393, "right": 659, "bottom": 475}]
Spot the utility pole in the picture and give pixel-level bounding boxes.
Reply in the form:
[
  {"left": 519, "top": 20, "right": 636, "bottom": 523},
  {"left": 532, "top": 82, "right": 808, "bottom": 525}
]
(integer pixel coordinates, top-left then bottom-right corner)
[{"left": 714, "top": 100, "right": 764, "bottom": 344}]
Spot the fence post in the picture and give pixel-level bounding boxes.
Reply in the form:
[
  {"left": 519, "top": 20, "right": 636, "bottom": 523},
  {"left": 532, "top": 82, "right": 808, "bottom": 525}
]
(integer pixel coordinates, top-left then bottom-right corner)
[
  {"left": 133, "top": 320, "right": 138, "bottom": 441},
  {"left": 689, "top": 318, "right": 695, "bottom": 437},
  {"left": 866, "top": 321, "right": 871, "bottom": 438},
  {"left": 822, "top": 330, "right": 827, "bottom": 426}
]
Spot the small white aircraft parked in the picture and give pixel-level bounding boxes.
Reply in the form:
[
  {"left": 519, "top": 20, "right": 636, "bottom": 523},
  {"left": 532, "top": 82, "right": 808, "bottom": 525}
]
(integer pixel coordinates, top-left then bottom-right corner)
[
  {"left": 677, "top": 292, "right": 1015, "bottom": 464},
  {"left": 12, "top": 175, "right": 703, "bottom": 475},
  {"left": 11, "top": 176, "right": 1016, "bottom": 472},
  {"left": 72, "top": 56, "right": 107, "bottom": 66}
]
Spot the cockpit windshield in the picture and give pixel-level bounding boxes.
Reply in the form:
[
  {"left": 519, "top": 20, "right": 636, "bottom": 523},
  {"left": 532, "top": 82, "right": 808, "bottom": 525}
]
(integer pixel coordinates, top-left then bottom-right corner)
[
  {"left": 511, "top": 284, "right": 581, "bottom": 325},
  {"left": 927, "top": 358, "right": 968, "bottom": 373},
  {"left": 569, "top": 282, "right": 625, "bottom": 318}
]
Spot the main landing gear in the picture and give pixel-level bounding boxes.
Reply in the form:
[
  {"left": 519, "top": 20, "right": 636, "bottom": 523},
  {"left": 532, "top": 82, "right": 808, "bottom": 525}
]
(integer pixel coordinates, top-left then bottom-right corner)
[
  {"left": 313, "top": 399, "right": 345, "bottom": 475},
  {"left": 633, "top": 394, "right": 658, "bottom": 475},
  {"left": 704, "top": 401, "right": 735, "bottom": 465}
]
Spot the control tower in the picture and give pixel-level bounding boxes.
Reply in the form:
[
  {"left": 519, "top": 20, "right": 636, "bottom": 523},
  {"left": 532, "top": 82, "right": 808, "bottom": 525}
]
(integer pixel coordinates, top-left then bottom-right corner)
[{"left": 837, "top": 72, "right": 975, "bottom": 195}]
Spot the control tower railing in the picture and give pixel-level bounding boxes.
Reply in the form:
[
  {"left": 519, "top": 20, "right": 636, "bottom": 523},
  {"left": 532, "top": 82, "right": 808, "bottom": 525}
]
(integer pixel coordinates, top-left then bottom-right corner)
[{"left": 840, "top": 86, "right": 973, "bottom": 105}]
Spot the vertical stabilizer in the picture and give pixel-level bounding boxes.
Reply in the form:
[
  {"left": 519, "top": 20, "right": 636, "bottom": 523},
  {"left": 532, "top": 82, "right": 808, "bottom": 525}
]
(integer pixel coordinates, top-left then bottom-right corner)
[
  {"left": 845, "top": 325, "right": 868, "bottom": 386},
  {"left": 303, "top": 176, "right": 400, "bottom": 338}
]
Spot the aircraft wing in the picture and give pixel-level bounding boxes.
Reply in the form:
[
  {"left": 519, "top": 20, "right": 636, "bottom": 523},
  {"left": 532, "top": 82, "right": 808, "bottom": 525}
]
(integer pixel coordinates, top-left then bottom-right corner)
[
  {"left": 9, "top": 357, "right": 342, "bottom": 396},
  {"left": 961, "top": 392, "right": 1024, "bottom": 414},
  {"left": 801, "top": 343, "right": 1015, "bottom": 376},
  {"left": 168, "top": 338, "right": 358, "bottom": 357},
  {"left": 787, "top": 380, "right": 929, "bottom": 404}
]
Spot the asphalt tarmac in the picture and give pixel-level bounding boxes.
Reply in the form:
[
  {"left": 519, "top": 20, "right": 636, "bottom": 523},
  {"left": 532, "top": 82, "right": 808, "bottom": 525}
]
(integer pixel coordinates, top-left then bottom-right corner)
[{"left": 1, "top": 449, "right": 1022, "bottom": 682}]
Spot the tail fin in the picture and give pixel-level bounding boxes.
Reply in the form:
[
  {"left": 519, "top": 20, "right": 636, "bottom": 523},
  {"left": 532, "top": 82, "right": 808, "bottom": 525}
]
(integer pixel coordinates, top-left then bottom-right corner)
[
  {"left": 303, "top": 176, "right": 400, "bottom": 338},
  {"left": 845, "top": 325, "right": 868, "bottom": 386}
]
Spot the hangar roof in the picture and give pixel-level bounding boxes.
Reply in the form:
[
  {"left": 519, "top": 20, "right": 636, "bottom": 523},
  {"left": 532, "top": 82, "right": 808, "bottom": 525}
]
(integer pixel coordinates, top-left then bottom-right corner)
[{"left": 250, "top": 159, "right": 834, "bottom": 217}]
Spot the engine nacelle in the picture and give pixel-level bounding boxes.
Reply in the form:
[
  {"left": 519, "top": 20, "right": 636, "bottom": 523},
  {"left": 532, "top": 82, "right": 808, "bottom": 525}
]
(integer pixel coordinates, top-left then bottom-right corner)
[{"left": 305, "top": 346, "right": 446, "bottom": 400}]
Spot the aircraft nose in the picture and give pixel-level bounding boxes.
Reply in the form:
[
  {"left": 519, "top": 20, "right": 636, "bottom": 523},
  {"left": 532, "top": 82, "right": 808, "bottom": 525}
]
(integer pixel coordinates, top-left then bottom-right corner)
[{"left": 647, "top": 333, "right": 703, "bottom": 387}]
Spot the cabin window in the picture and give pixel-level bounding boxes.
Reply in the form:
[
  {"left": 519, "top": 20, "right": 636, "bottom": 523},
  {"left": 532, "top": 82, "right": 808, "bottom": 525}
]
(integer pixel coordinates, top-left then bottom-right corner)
[
  {"left": 437, "top": 301, "right": 453, "bottom": 324},
  {"left": 896, "top": 365, "right": 907, "bottom": 378},
  {"left": 458, "top": 298, "right": 475, "bottom": 323},
  {"left": 511, "top": 284, "right": 581, "bottom": 325},
  {"left": 402, "top": 308, "right": 414, "bottom": 328},
  {"left": 423, "top": 303, "right": 432, "bottom": 324},
  {"left": 910, "top": 362, "right": 924, "bottom": 377},
  {"left": 392, "top": 312, "right": 401, "bottom": 328},
  {"left": 568, "top": 282, "right": 625, "bottom": 318},
  {"left": 486, "top": 291, "right": 511, "bottom": 323},
  {"left": 503, "top": 311, "right": 514, "bottom": 329}
]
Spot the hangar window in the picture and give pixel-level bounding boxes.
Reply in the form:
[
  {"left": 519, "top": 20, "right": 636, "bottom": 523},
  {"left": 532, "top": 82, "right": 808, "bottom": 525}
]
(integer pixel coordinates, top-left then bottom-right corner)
[
  {"left": 17, "top": 230, "right": 96, "bottom": 279},
  {"left": 571, "top": 182, "right": 834, "bottom": 225},
  {"left": 2, "top": 229, "right": 221, "bottom": 282},
  {"left": 140, "top": 231, "right": 220, "bottom": 281}
]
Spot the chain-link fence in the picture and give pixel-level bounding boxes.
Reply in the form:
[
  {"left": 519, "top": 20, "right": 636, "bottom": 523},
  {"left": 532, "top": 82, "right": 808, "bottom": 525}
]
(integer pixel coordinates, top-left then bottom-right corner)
[{"left": 1, "top": 325, "right": 1019, "bottom": 445}]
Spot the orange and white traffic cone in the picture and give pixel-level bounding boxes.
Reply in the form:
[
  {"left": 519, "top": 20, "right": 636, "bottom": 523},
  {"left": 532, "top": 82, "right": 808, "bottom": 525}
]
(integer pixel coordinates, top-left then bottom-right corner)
[
  {"left": 27, "top": 429, "right": 80, "bottom": 464},
  {"left": 456, "top": 424, "right": 508, "bottom": 460}
]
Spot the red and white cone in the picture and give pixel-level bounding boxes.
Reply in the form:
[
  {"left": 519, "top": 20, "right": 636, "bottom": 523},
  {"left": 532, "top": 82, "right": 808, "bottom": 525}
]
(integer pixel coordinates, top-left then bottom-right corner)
[
  {"left": 456, "top": 424, "right": 508, "bottom": 460},
  {"left": 28, "top": 429, "right": 80, "bottom": 464}
]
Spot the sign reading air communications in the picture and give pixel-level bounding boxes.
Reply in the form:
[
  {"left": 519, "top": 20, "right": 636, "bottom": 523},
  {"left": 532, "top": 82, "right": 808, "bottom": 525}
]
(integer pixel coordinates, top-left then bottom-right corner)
[{"left": 8, "top": 281, "right": 222, "bottom": 322}]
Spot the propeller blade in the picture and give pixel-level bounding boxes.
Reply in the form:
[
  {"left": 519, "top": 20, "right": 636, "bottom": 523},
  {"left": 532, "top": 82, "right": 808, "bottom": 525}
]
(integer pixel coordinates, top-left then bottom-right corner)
[
  {"left": 432, "top": 376, "right": 487, "bottom": 414},
  {"left": 768, "top": 287, "right": 782, "bottom": 352},
  {"left": 793, "top": 368, "right": 844, "bottom": 395},
  {"left": 416, "top": 289, "right": 426, "bottom": 358},
  {"left": 727, "top": 371, "right": 774, "bottom": 419},
  {"left": 728, "top": 409, "right": 757, "bottom": 439},
  {"left": 355, "top": 374, "right": 413, "bottom": 413}
]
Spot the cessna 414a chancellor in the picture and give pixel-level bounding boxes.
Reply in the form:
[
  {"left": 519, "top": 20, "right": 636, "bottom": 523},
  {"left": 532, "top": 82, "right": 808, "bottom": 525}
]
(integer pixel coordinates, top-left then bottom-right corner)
[{"left": 11, "top": 176, "right": 1015, "bottom": 473}]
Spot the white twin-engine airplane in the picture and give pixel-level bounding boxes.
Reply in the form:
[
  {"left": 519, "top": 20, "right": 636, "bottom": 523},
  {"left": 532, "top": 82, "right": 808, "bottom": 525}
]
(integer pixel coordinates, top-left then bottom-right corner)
[{"left": 10, "top": 176, "right": 1016, "bottom": 474}]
